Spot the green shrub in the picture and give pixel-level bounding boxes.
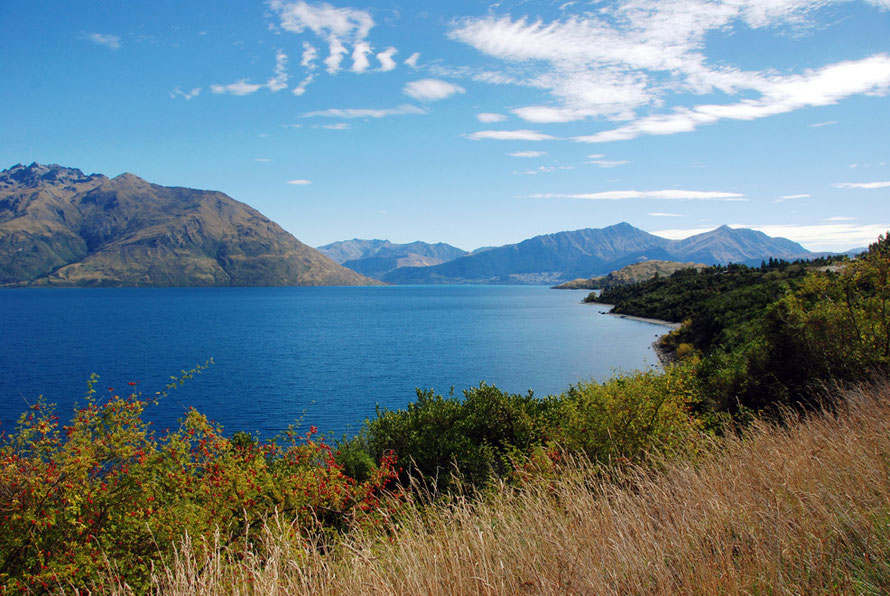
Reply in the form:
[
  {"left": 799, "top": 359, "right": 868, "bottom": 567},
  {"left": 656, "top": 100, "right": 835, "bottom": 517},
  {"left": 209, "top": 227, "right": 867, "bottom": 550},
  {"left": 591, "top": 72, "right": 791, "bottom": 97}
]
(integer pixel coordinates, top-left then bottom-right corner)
[{"left": 364, "top": 384, "right": 551, "bottom": 493}]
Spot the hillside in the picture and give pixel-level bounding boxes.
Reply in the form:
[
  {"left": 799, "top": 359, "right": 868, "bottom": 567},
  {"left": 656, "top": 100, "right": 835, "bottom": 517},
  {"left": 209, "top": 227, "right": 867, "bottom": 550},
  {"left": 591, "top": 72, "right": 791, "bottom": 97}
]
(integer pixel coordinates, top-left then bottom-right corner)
[
  {"left": 0, "top": 163, "right": 379, "bottom": 287},
  {"left": 384, "top": 223, "right": 812, "bottom": 285},
  {"left": 553, "top": 259, "right": 707, "bottom": 289},
  {"left": 318, "top": 238, "right": 467, "bottom": 279}
]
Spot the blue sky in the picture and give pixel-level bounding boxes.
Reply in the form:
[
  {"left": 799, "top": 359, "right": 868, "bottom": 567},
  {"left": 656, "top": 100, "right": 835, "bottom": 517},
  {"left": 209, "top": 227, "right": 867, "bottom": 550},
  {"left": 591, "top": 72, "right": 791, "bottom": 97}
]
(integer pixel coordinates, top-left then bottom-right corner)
[{"left": 2, "top": 0, "right": 889, "bottom": 252}]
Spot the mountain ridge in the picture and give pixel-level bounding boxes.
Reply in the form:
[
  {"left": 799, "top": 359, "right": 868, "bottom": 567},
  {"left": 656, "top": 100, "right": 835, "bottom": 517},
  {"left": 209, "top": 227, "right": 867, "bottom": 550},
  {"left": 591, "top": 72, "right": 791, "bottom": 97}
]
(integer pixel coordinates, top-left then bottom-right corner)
[
  {"left": 0, "top": 163, "right": 380, "bottom": 287},
  {"left": 380, "top": 223, "right": 813, "bottom": 285}
]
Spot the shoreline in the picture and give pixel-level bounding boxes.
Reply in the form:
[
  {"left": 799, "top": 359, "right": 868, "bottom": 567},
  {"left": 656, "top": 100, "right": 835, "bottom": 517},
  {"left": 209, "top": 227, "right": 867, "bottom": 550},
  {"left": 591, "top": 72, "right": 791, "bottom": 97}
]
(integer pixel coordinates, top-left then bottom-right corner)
[
  {"left": 593, "top": 305, "right": 680, "bottom": 367},
  {"left": 604, "top": 312, "right": 681, "bottom": 330}
]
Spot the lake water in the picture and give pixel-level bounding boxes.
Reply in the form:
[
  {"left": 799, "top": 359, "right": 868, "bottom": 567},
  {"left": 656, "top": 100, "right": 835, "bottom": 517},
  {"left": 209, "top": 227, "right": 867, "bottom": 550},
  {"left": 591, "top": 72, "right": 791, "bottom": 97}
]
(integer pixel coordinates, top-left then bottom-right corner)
[{"left": 0, "top": 286, "right": 667, "bottom": 438}]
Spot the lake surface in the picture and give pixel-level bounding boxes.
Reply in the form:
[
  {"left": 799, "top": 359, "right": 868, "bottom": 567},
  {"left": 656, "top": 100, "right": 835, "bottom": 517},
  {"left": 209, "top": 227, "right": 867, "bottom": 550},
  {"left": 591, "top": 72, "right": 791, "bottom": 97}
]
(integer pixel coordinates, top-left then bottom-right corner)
[{"left": 0, "top": 286, "right": 668, "bottom": 438}]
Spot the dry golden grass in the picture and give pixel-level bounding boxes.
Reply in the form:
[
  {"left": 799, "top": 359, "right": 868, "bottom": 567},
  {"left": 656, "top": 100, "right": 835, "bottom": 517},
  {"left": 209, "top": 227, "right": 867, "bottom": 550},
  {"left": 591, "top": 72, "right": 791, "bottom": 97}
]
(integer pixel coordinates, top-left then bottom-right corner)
[{"left": 139, "top": 383, "right": 890, "bottom": 595}]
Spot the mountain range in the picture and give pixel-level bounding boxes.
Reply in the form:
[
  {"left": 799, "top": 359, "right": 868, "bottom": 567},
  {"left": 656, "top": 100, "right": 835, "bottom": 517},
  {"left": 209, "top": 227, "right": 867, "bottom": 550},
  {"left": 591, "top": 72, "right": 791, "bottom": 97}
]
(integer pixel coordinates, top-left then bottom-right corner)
[
  {"left": 1, "top": 163, "right": 822, "bottom": 288},
  {"left": 377, "top": 223, "right": 813, "bottom": 285},
  {"left": 0, "top": 163, "right": 377, "bottom": 287},
  {"left": 317, "top": 239, "right": 467, "bottom": 279}
]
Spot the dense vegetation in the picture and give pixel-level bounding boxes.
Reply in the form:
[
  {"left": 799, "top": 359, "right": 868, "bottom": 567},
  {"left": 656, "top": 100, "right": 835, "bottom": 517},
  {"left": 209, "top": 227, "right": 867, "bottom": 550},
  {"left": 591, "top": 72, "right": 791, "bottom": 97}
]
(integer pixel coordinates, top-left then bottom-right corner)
[{"left": 1, "top": 235, "right": 888, "bottom": 592}]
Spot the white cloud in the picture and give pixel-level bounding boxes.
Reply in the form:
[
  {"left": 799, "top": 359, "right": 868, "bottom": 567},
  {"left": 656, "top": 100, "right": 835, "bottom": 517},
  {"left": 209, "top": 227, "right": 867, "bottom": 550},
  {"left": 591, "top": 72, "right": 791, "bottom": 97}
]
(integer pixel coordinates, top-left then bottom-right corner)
[
  {"left": 532, "top": 190, "right": 745, "bottom": 200},
  {"left": 377, "top": 47, "right": 398, "bottom": 71},
  {"left": 266, "top": 50, "right": 289, "bottom": 91},
  {"left": 303, "top": 104, "right": 426, "bottom": 118},
  {"left": 779, "top": 193, "right": 811, "bottom": 199},
  {"left": 170, "top": 87, "right": 201, "bottom": 100},
  {"left": 477, "top": 112, "right": 508, "bottom": 123},
  {"left": 834, "top": 181, "right": 890, "bottom": 189},
  {"left": 587, "top": 159, "right": 629, "bottom": 168},
  {"left": 351, "top": 41, "right": 372, "bottom": 73},
  {"left": 466, "top": 129, "right": 557, "bottom": 141},
  {"left": 827, "top": 216, "right": 856, "bottom": 221},
  {"left": 809, "top": 120, "right": 838, "bottom": 127},
  {"left": 84, "top": 33, "right": 121, "bottom": 50},
  {"left": 212, "top": 51, "right": 291, "bottom": 95},
  {"left": 403, "top": 79, "right": 465, "bottom": 101},
  {"left": 515, "top": 165, "right": 574, "bottom": 175},
  {"left": 210, "top": 79, "right": 264, "bottom": 96},
  {"left": 404, "top": 52, "right": 420, "bottom": 68},
  {"left": 448, "top": 4, "right": 890, "bottom": 140},
  {"left": 587, "top": 154, "right": 605, "bottom": 159},
  {"left": 301, "top": 41, "right": 318, "bottom": 69},
  {"left": 649, "top": 212, "right": 685, "bottom": 217},
  {"left": 320, "top": 122, "right": 350, "bottom": 130},
  {"left": 507, "top": 151, "right": 547, "bottom": 158},
  {"left": 270, "top": 0, "right": 383, "bottom": 76},
  {"left": 574, "top": 54, "right": 890, "bottom": 143},
  {"left": 288, "top": 179, "right": 312, "bottom": 185},
  {"left": 292, "top": 74, "right": 314, "bottom": 96}
]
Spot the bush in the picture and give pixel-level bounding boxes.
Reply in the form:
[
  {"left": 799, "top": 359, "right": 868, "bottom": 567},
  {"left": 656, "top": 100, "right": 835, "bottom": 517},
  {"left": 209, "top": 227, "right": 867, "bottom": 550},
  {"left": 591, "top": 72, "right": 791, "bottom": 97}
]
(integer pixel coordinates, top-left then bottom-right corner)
[{"left": 0, "top": 373, "right": 400, "bottom": 591}]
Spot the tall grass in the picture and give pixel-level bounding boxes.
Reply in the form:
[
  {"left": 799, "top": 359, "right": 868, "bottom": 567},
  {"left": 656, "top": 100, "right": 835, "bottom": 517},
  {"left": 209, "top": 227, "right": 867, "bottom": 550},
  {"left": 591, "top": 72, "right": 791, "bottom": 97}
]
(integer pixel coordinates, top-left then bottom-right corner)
[{"left": 141, "top": 382, "right": 890, "bottom": 595}]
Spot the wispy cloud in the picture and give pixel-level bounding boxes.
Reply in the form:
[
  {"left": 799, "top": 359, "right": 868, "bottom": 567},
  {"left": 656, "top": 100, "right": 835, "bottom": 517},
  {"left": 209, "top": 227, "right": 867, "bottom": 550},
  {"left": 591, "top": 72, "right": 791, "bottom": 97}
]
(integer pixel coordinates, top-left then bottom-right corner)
[
  {"left": 287, "top": 179, "right": 312, "bottom": 185},
  {"left": 650, "top": 212, "right": 685, "bottom": 217},
  {"left": 477, "top": 113, "right": 507, "bottom": 123},
  {"left": 403, "top": 79, "right": 465, "bottom": 101},
  {"left": 83, "top": 33, "right": 121, "bottom": 50},
  {"left": 833, "top": 181, "right": 890, "bottom": 189},
  {"left": 254, "top": 158, "right": 272, "bottom": 162},
  {"left": 515, "top": 165, "right": 574, "bottom": 175},
  {"left": 303, "top": 104, "right": 426, "bottom": 118},
  {"left": 507, "top": 151, "right": 547, "bottom": 158},
  {"left": 266, "top": 50, "right": 289, "bottom": 91},
  {"left": 210, "top": 80, "right": 264, "bottom": 96},
  {"left": 448, "top": 4, "right": 890, "bottom": 141},
  {"left": 319, "top": 122, "right": 350, "bottom": 130},
  {"left": 532, "top": 190, "right": 745, "bottom": 200},
  {"left": 827, "top": 216, "right": 856, "bottom": 221},
  {"left": 466, "top": 129, "right": 557, "bottom": 141},
  {"left": 377, "top": 47, "right": 398, "bottom": 71},
  {"left": 211, "top": 51, "right": 291, "bottom": 95},
  {"left": 574, "top": 55, "right": 890, "bottom": 143},
  {"left": 404, "top": 52, "right": 420, "bottom": 68},
  {"left": 809, "top": 120, "right": 838, "bottom": 127},
  {"left": 351, "top": 41, "right": 372, "bottom": 73},
  {"left": 170, "top": 87, "right": 201, "bottom": 100},
  {"left": 587, "top": 159, "right": 629, "bottom": 168},
  {"left": 774, "top": 193, "right": 811, "bottom": 202},
  {"left": 269, "top": 0, "right": 376, "bottom": 75}
]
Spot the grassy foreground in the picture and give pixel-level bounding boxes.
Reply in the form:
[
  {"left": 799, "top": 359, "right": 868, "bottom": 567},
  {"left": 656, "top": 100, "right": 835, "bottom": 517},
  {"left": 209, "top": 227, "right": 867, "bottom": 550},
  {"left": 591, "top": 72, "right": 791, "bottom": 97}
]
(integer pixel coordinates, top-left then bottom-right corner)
[{"left": 150, "top": 381, "right": 890, "bottom": 594}]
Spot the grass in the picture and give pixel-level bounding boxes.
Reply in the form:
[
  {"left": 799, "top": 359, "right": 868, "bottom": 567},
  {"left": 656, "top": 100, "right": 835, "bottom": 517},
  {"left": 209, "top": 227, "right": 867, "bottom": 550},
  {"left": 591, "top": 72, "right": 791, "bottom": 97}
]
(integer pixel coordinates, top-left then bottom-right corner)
[{"left": 133, "top": 381, "right": 890, "bottom": 595}]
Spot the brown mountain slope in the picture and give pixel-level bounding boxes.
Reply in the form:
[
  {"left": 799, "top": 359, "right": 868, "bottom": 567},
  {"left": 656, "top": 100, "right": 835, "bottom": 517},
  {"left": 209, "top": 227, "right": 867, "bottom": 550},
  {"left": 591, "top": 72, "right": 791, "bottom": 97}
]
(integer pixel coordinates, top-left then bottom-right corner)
[
  {"left": 553, "top": 260, "right": 707, "bottom": 289},
  {"left": 0, "top": 163, "right": 380, "bottom": 287}
]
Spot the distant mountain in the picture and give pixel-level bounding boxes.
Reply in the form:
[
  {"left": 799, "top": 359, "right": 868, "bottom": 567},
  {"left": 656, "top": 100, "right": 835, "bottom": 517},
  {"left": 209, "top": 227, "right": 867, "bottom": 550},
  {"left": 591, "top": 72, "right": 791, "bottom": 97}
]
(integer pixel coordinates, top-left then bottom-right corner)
[
  {"left": 0, "top": 163, "right": 379, "bottom": 287},
  {"left": 383, "top": 223, "right": 813, "bottom": 285},
  {"left": 318, "top": 238, "right": 467, "bottom": 279},
  {"left": 553, "top": 260, "right": 707, "bottom": 290}
]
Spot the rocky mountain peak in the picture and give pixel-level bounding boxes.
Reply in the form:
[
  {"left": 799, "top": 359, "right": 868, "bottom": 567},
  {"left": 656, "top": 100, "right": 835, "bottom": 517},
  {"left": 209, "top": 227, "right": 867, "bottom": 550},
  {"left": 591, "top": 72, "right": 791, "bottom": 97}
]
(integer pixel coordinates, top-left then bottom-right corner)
[{"left": 0, "top": 162, "right": 102, "bottom": 188}]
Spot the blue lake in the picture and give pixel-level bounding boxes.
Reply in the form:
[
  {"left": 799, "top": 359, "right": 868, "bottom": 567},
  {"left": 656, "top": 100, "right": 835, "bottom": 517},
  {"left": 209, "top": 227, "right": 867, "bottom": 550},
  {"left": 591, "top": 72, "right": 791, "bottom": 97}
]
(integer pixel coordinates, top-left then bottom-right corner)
[{"left": 0, "top": 286, "right": 667, "bottom": 438}]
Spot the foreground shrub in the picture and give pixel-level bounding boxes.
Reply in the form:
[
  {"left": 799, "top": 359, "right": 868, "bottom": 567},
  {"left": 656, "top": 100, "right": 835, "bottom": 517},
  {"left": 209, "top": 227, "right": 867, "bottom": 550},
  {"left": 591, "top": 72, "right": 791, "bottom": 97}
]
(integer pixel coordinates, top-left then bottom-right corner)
[{"left": 0, "top": 372, "right": 399, "bottom": 592}]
